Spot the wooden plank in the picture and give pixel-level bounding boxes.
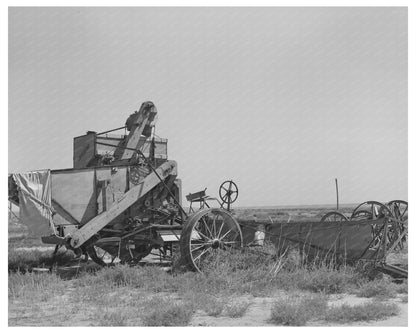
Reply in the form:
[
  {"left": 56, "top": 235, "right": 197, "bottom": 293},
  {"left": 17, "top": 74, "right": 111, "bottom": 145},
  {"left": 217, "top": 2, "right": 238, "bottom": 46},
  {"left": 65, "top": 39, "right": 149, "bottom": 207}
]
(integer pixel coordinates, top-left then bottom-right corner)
[{"left": 70, "top": 160, "right": 177, "bottom": 248}]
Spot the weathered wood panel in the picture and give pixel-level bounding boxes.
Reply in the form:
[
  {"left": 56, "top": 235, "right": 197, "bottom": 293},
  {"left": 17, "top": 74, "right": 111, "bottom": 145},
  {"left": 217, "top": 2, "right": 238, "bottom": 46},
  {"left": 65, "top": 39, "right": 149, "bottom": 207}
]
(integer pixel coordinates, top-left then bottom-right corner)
[
  {"left": 73, "top": 133, "right": 96, "bottom": 168},
  {"left": 70, "top": 160, "right": 177, "bottom": 248},
  {"left": 51, "top": 169, "right": 96, "bottom": 225},
  {"left": 96, "top": 167, "right": 128, "bottom": 212}
]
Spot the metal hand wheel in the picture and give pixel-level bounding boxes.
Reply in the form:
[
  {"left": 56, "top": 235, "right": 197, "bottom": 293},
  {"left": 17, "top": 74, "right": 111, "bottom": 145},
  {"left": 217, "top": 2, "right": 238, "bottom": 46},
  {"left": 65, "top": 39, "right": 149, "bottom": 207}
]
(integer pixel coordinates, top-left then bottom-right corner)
[{"left": 219, "top": 180, "right": 238, "bottom": 210}]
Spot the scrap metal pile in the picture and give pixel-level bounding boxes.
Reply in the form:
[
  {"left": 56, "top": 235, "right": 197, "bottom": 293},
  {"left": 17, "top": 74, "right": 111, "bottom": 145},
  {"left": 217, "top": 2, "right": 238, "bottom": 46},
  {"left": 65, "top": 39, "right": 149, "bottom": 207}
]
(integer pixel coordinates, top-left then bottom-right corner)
[{"left": 8, "top": 101, "right": 408, "bottom": 277}]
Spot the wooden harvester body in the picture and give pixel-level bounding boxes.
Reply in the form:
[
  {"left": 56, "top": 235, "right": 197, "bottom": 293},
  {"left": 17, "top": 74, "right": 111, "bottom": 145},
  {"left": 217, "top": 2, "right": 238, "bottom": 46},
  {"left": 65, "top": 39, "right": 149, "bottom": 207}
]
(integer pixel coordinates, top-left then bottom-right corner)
[{"left": 9, "top": 102, "right": 187, "bottom": 265}]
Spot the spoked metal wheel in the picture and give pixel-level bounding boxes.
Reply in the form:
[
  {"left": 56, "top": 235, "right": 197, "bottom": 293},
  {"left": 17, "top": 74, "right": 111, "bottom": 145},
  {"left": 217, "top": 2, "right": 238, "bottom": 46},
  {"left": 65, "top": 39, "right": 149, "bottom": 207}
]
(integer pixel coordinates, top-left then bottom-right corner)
[
  {"left": 180, "top": 208, "right": 243, "bottom": 273},
  {"left": 87, "top": 242, "right": 153, "bottom": 266},
  {"left": 87, "top": 245, "right": 119, "bottom": 266},
  {"left": 387, "top": 200, "right": 408, "bottom": 222},
  {"left": 387, "top": 200, "right": 408, "bottom": 250},
  {"left": 350, "top": 210, "right": 373, "bottom": 221},
  {"left": 320, "top": 211, "right": 349, "bottom": 223},
  {"left": 350, "top": 201, "right": 394, "bottom": 249},
  {"left": 351, "top": 201, "right": 393, "bottom": 220},
  {"left": 219, "top": 180, "right": 239, "bottom": 209}
]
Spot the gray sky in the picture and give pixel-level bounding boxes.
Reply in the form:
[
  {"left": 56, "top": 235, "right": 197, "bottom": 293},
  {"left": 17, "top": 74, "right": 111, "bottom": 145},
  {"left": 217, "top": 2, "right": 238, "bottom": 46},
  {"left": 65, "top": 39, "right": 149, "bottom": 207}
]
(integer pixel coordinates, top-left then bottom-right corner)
[{"left": 8, "top": 7, "right": 407, "bottom": 206}]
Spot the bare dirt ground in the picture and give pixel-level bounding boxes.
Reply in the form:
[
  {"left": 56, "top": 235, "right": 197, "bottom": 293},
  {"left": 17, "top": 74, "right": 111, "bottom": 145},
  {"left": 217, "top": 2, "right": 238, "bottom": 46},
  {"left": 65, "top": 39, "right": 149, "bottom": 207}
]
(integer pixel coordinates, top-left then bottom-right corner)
[
  {"left": 8, "top": 206, "right": 408, "bottom": 326},
  {"left": 189, "top": 292, "right": 407, "bottom": 326},
  {"left": 8, "top": 287, "right": 407, "bottom": 326}
]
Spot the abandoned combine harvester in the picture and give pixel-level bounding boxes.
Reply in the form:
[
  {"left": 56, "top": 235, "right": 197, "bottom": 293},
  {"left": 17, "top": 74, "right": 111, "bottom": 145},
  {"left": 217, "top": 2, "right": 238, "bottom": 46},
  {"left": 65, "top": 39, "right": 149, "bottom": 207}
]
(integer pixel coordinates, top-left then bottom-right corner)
[
  {"left": 8, "top": 101, "right": 243, "bottom": 272},
  {"left": 8, "top": 101, "right": 407, "bottom": 277}
]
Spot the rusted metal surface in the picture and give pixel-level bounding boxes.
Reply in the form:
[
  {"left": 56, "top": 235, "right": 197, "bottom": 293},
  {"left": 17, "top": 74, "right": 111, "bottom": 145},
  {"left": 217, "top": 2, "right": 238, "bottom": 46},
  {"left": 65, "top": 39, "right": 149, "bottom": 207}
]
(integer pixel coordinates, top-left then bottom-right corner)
[
  {"left": 266, "top": 218, "right": 388, "bottom": 262},
  {"left": 236, "top": 198, "right": 407, "bottom": 278}
]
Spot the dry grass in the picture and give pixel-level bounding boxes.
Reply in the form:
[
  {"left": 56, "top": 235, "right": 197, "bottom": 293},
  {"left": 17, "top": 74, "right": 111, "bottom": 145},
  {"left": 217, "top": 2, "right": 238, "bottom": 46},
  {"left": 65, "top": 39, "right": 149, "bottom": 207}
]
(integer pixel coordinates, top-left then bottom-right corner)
[
  {"left": 199, "top": 295, "right": 225, "bottom": 317},
  {"left": 140, "top": 297, "right": 193, "bottom": 326},
  {"left": 325, "top": 300, "right": 400, "bottom": 323},
  {"left": 270, "top": 293, "right": 400, "bottom": 326},
  {"left": 394, "top": 280, "right": 408, "bottom": 294},
  {"left": 96, "top": 309, "right": 130, "bottom": 326},
  {"left": 8, "top": 238, "right": 407, "bottom": 326},
  {"left": 8, "top": 271, "right": 63, "bottom": 303},
  {"left": 8, "top": 248, "right": 76, "bottom": 273},
  {"left": 355, "top": 279, "right": 398, "bottom": 299},
  {"left": 224, "top": 300, "right": 251, "bottom": 318},
  {"left": 270, "top": 293, "right": 328, "bottom": 326}
]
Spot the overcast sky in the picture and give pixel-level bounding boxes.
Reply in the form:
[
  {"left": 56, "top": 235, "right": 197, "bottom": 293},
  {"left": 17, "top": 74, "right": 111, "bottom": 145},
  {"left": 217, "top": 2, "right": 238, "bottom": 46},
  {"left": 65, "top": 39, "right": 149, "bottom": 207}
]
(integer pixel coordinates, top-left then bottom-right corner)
[{"left": 8, "top": 7, "right": 407, "bottom": 207}]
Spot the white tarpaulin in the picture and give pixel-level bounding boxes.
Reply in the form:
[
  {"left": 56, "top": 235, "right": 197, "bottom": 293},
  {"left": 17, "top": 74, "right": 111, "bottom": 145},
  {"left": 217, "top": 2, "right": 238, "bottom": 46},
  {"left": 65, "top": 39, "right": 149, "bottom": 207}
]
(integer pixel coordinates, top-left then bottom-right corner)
[{"left": 12, "top": 170, "right": 54, "bottom": 237}]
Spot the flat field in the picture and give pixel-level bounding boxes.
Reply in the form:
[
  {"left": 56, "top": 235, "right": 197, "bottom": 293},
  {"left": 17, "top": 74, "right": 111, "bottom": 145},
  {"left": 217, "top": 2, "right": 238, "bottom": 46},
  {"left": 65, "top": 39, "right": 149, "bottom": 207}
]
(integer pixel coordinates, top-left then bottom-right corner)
[{"left": 8, "top": 205, "right": 408, "bottom": 326}]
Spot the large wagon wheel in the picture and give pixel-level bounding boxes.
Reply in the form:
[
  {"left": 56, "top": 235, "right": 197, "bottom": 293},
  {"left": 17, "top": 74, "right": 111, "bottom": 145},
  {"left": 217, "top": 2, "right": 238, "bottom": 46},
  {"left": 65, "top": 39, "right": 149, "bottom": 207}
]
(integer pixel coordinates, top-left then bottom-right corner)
[
  {"left": 350, "top": 210, "right": 373, "bottom": 221},
  {"left": 320, "top": 211, "right": 349, "bottom": 223},
  {"left": 351, "top": 201, "right": 393, "bottom": 220},
  {"left": 351, "top": 201, "right": 396, "bottom": 250},
  {"left": 387, "top": 200, "right": 408, "bottom": 221},
  {"left": 387, "top": 200, "right": 408, "bottom": 249},
  {"left": 180, "top": 208, "right": 243, "bottom": 273}
]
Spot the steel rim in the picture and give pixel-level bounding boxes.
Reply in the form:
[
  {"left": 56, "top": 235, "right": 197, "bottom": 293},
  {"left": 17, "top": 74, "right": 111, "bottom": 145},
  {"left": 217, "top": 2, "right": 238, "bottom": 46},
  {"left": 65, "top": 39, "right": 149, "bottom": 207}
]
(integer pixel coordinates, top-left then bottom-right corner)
[
  {"left": 87, "top": 241, "right": 153, "bottom": 266},
  {"left": 320, "top": 211, "right": 349, "bottom": 223},
  {"left": 387, "top": 200, "right": 408, "bottom": 222},
  {"left": 351, "top": 201, "right": 393, "bottom": 220},
  {"left": 219, "top": 180, "right": 239, "bottom": 204},
  {"left": 350, "top": 210, "right": 373, "bottom": 221},
  {"left": 350, "top": 201, "right": 403, "bottom": 250},
  {"left": 180, "top": 208, "right": 243, "bottom": 272},
  {"left": 386, "top": 200, "right": 408, "bottom": 250},
  {"left": 87, "top": 245, "right": 118, "bottom": 266}
]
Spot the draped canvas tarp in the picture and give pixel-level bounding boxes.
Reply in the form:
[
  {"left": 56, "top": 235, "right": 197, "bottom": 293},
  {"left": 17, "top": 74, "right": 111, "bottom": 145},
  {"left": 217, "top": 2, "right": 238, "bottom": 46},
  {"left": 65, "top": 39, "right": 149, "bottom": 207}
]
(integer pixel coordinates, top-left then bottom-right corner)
[{"left": 12, "top": 170, "right": 54, "bottom": 238}]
